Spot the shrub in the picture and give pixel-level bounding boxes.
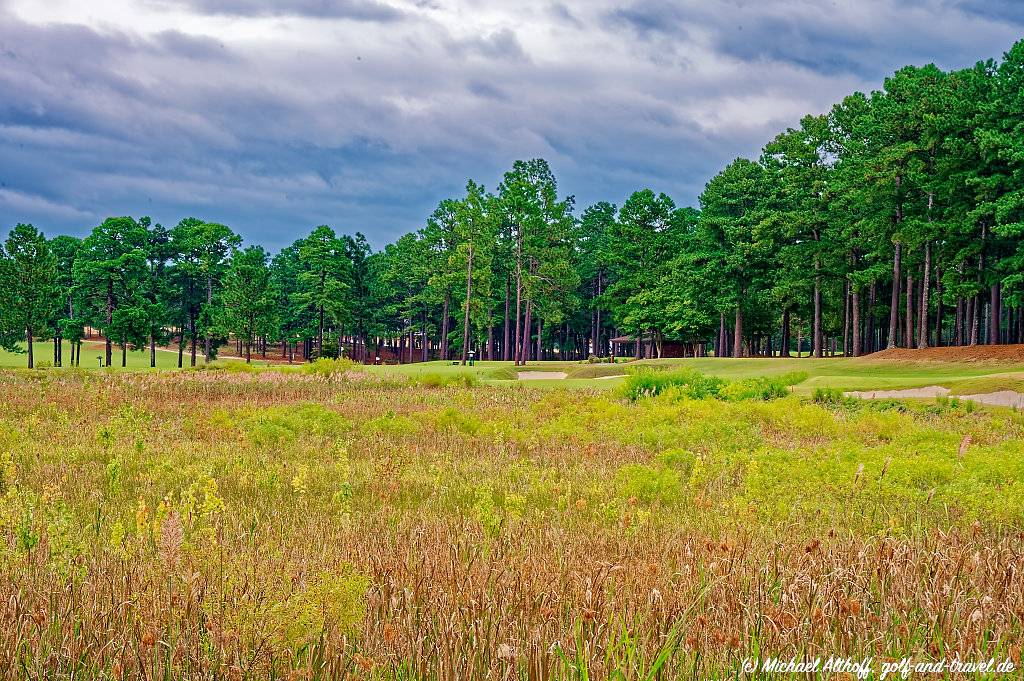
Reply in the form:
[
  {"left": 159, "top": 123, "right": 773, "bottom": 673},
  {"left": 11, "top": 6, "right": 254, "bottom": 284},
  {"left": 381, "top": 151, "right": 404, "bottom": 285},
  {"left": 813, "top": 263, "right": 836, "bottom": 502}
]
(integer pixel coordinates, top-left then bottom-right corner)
[
  {"left": 621, "top": 369, "right": 726, "bottom": 401},
  {"left": 812, "top": 387, "right": 847, "bottom": 405},
  {"left": 414, "top": 372, "right": 479, "bottom": 388},
  {"left": 615, "top": 463, "right": 683, "bottom": 505},
  {"left": 622, "top": 369, "right": 796, "bottom": 402},
  {"left": 301, "top": 357, "right": 360, "bottom": 376}
]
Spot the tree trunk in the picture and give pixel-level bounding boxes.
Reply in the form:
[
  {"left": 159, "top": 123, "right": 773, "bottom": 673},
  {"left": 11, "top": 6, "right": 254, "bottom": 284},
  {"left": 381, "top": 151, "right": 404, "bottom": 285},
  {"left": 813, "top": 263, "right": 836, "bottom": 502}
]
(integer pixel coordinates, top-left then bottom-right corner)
[
  {"left": 121, "top": 342, "right": 127, "bottom": 367},
  {"left": 812, "top": 267, "right": 823, "bottom": 358},
  {"left": 503, "top": 276, "right": 511, "bottom": 362},
  {"left": 780, "top": 308, "right": 791, "bottom": 357},
  {"left": 886, "top": 242, "right": 902, "bottom": 349},
  {"left": 955, "top": 297, "right": 964, "bottom": 346},
  {"left": 27, "top": 328, "right": 34, "bottom": 368},
  {"left": 934, "top": 269, "right": 944, "bottom": 347},
  {"left": 852, "top": 288, "right": 862, "bottom": 357},
  {"left": 733, "top": 305, "right": 744, "bottom": 358},
  {"left": 461, "top": 244, "right": 474, "bottom": 365},
  {"left": 190, "top": 309, "right": 197, "bottom": 366},
  {"left": 105, "top": 279, "right": 114, "bottom": 367},
  {"left": 536, "top": 317, "right": 543, "bottom": 361},
  {"left": 521, "top": 300, "right": 533, "bottom": 363},
  {"left": 904, "top": 272, "right": 914, "bottom": 349},
  {"left": 150, "top": 333, "right": 156, "bottom": 368},
  {"left": 918, "top": 243, "right": 930, "bottom": 349},
  {"left": 990, "top": 282, "right": 1001, "bottom": 345},
  {"left": 866, "top": 282, "right": 877, "bottom": 353},
  {"left": 718, "top": 312, "right": 726, "bottom": 357},
  {"left": 204, "top": 275, "right": 213, "bottom": 362},
  {"left": 842, "top": 278, "right": 850, "bottom": 356},
  {"left": 969, "top": 294, "right": 980, "bottom": 346},
  {"left": 318, "top": 304, "right": 325, "bottom": 358}
]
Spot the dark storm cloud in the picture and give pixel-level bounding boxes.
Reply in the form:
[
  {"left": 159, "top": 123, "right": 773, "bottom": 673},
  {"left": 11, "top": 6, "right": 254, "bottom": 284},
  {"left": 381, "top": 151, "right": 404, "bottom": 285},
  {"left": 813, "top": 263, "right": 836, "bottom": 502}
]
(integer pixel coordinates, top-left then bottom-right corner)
[
  {"left": 0, "top": 0, "right": 1021, "bottom": 249},
  {"left": 953, "top": 0, "right": 1024, "bottom": 25},
  {"left": 607, "top": 0, "right": 1022, "bottom": 78}
]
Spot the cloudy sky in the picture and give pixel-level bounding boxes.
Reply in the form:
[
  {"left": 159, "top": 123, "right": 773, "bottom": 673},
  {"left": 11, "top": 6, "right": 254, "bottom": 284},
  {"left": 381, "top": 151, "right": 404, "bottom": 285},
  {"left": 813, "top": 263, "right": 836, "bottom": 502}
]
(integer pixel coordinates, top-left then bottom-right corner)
[{"left": 1, "top": 0, "right": 1021, "bottom": 249}]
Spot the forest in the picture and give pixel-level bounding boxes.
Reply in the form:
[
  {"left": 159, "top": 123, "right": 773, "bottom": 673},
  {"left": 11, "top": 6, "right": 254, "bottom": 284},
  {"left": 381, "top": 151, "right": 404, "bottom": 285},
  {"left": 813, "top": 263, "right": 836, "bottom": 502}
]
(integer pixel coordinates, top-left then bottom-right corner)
[{"left": 1, "top": 39, "right": 1023, "bottom": 370}]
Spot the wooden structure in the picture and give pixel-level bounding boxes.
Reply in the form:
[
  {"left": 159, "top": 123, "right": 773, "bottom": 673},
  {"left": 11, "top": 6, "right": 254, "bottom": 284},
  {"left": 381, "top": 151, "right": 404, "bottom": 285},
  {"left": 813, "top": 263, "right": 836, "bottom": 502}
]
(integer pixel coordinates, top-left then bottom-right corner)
[{"left": 609, "top": 335, "right": 709, "bottom": 359}]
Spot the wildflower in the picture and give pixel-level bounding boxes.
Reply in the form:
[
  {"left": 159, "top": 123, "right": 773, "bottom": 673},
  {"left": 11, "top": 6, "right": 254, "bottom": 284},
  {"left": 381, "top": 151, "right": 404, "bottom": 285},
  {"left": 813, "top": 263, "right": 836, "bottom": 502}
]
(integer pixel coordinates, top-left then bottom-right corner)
[{"left": 141, "top": 631, "right": 156, "bottom": 647}]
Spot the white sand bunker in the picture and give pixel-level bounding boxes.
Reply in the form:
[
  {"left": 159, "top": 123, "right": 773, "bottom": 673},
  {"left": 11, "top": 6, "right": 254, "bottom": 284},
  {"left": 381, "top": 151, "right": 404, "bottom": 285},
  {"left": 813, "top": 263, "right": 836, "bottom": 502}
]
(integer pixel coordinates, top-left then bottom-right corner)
[
  {"left": 518, "top": 371, "right": 568, "bottom": 380},
  {"left": 960, "top": 391, "right": 1024, "bottom": 409},
  {"left": 594, "top": 374, "right": 627, "bottom": 380},
  {"left": 846, "top": 386, "right": 951, "bottom": 399},
  {"left": 846, "top": 385, "right": 1024, "bottom": 409}
]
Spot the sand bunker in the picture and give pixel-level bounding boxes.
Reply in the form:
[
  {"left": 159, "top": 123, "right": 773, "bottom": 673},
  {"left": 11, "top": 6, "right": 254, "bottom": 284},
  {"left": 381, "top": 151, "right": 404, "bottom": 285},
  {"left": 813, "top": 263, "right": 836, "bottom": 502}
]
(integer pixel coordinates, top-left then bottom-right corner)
[
  {"left": 959, "top": 390, "right": 1024, "bottom": 409},
  {"left": 846, "top": 385, "right": 1024, "bottom": 408},
  {"left": 846, "top": 386, "right": 951, "bottom": 399},
  {"left": 594, "top": 374, "right": 627, "bottom": 380},
  {"left": 517, "top": 371, "right": 568, "bottom": 380}
]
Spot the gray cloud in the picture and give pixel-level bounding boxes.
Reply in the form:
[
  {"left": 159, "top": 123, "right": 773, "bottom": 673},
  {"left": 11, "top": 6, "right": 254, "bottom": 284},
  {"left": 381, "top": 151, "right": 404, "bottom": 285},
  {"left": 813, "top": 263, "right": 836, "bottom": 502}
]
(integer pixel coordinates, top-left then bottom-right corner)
[
  {"left": 0, "top": 1, "right": 1020, "bottom": 249},
  {"left": 165, "top": 0, "right": 403, "bottom": 20}
]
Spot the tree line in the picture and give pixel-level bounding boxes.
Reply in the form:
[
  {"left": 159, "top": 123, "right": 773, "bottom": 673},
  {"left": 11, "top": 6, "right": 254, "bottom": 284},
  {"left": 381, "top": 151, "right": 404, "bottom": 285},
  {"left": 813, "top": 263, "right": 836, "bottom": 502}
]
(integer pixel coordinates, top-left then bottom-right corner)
[{"left": 1, "top": 40, "right": 1023, "bottom": 368}]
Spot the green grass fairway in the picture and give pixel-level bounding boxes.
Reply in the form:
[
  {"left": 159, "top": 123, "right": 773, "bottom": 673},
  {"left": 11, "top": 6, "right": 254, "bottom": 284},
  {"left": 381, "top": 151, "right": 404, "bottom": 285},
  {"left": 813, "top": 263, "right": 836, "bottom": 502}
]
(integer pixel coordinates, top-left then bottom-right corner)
[
  {"left": 5, "top": 345, "right": 1024, "bottom": 397},
  {"left": 0, "top": 340, "right": 262, "bottom": 370},
  {"left": 367, "top": 355, "right": 1024, "bottom": 395}
]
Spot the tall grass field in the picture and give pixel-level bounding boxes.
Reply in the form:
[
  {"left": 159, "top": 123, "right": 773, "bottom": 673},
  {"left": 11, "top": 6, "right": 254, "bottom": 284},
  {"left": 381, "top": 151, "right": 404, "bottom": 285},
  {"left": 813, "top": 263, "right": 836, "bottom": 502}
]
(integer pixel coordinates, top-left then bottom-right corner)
[{"left": 0, "top": 359, "right": 1022, "bottom": 678}]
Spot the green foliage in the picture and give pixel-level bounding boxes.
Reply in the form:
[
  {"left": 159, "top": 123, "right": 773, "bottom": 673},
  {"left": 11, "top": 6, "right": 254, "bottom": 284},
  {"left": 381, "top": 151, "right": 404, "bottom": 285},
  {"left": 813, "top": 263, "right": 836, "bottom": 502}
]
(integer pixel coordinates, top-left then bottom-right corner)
[
  {"left": 413, "top": 372, "right": 479, "bottom": 388},
  {"left": 622, "top": 368, "right": 802, "bottom": 403}
]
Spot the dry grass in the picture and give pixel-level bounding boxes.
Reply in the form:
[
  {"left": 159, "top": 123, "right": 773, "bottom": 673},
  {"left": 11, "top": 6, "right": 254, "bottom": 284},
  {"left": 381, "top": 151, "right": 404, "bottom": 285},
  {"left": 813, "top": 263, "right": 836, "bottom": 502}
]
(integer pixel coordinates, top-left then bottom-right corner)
[{"left": 0, "top": 368, "right": 1022, "bottom": 679}]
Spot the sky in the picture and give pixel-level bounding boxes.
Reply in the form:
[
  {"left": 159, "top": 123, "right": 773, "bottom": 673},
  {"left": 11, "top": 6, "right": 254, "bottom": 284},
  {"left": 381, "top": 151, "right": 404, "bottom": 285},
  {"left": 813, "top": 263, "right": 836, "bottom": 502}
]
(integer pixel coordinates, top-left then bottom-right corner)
[{"left": 1, "top": 0, "right": 1022, "bottom": 250}]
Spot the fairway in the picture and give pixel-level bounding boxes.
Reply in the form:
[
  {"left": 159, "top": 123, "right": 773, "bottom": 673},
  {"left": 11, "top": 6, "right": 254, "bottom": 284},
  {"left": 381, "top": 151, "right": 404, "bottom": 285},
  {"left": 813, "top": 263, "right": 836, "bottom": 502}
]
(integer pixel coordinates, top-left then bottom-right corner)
[
  {"left": 356, "top": 355, "right": 1024, "bottom": 396},
  {"left": 0, "top": 339, "right": 266, "bottom": 370}
]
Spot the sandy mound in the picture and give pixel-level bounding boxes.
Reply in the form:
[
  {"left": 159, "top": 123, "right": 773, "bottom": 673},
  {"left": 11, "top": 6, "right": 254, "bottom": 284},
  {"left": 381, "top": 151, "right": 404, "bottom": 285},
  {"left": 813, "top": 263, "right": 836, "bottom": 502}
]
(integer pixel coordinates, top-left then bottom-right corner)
[
  {"left": 864, "top": 344, "right": 1024, "bottom": 362},
  {"left": 960, "top": 390, "right": 1024, "bottom": 409},
  {"left": 517, "top": 371, "right": 568, "bottom": 380},
  {"left": 846, "top": 386, "right": 951, "bottom": 399}
]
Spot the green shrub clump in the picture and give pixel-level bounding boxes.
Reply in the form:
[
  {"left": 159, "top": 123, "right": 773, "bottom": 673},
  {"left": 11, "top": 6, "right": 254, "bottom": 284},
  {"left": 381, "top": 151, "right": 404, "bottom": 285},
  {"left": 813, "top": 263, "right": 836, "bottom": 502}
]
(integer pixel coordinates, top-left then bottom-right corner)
[{"left": 622, "top": 369, "right": 801, "bottom": 402}]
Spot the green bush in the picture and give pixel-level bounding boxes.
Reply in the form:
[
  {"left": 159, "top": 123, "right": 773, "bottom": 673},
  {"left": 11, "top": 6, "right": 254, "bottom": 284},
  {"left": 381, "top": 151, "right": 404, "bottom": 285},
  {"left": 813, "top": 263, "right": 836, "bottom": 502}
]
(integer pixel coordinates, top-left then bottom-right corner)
[
  {"left": 301, "top": 357, "right": 360, "bottom": 376},
  {"left": 622, "top": 369, "right": 797, "bottom": 403},
  {"left": 414, "top": 372, "right": 479, "bottom": 388}
]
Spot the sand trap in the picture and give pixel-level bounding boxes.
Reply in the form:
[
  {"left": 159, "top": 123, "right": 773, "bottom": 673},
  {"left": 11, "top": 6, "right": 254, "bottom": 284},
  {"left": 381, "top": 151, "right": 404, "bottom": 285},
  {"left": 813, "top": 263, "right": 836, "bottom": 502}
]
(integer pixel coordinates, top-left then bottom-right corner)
[
  {"left": 846, "top": 385, "right": 1024, "bottom": 409},
  {"left": 960, "top": 390, "right": 1024, "bottom": 409},
  {"left": 594, "top": 374, "right": 627, "bottom": 380},
  {"left": 846, "top": 386, "right": 951, "bottom": 399},
  {"left": 517, "top": 371, "right": 568, "bottom": 380}
]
